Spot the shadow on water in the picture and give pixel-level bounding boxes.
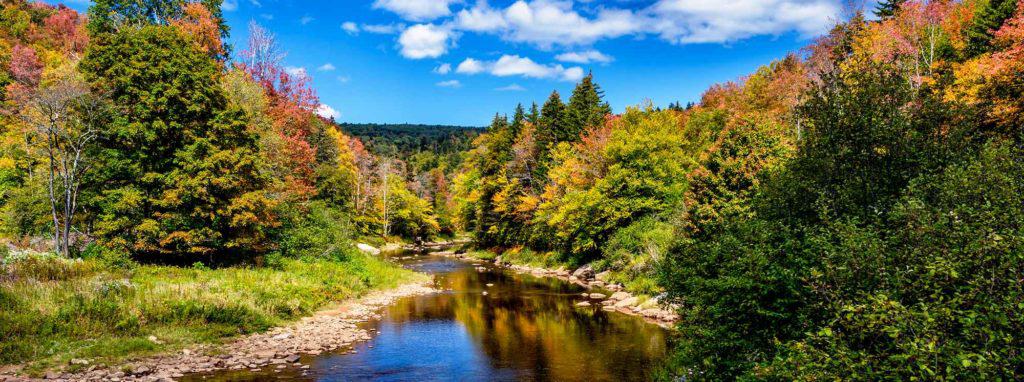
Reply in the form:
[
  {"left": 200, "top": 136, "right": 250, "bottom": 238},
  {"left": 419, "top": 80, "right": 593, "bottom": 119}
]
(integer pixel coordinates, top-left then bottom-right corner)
[{"left": 185, "top": 251, "right": 669, "bottom": 381}]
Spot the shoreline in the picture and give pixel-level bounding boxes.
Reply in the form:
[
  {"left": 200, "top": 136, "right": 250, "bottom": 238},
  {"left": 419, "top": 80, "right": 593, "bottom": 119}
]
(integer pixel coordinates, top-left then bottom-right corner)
[
  {"left": 435, "top": 250, "right": 680, "bottom": 328},
  {"left": 0, "top": 281, "right": 438, "bottom": 382}
]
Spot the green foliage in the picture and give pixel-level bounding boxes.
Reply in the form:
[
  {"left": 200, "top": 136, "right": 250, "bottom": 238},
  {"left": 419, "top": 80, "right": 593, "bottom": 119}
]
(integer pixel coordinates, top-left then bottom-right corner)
[
  {"left": 598, "top": 217, "right": 675, "bottom": 295},
  {"left": 660, "top": 217, "right": 812, "bottom": 380},
  {"left": 87, "top": 0, "right": 228, "bottom": 41},
  {"left": 563, "top": 72, "right": 612, "bottom": 142},
  {"left": 965, "top": 0, "right": 1020, "bottom": 57},
  {"left": 0, "top": 254, "right": 422, "bottom": 369},
  {"left": 384, "top": 176, "right": 439, "bottom": 239},
  {"left": 337, "top": 122, "right": 480, "bottom": 159},
  {"left": 275, "top": 201, "right": 359, "bottom": 262},
  {"left": 81, "top": 26, "right": 273, "bottom": 261},
  {"left": 757, "top": 140, "right": 1024, "bottom": 380},
  {"left": 539, "top": 106, "right": 699, "bottom": 259}
]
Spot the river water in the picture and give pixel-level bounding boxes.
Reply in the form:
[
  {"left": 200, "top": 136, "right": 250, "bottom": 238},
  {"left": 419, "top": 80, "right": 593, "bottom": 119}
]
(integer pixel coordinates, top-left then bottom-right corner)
[{"left": 187, "top": 252, "right": 669, "bottom": 381}]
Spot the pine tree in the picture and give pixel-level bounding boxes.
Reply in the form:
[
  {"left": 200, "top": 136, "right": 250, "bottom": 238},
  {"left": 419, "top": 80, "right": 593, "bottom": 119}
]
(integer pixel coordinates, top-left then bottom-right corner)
[
  {"left": 965, "top": 0, "right": 1019, "bottom": 57},
  {"left": 564, "top": 72, "right": 611, "bottom": 142},
  {"left": 528, "top": 102, "right": 540, "bottom": 126},
  {"left": 534, "top": 91, "right": 565, "bottom": 184},
  {"left": 874, "top": 0, "right": 906, "bottom": 19},
  {"left": 511, "top": 103, "right": 526, "bottom": 137}
]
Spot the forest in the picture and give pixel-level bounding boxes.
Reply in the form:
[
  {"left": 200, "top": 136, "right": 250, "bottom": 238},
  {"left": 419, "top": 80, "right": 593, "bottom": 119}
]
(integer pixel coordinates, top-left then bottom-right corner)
[
  {"left": 452, "top": 0, "right": 1024, "bottom": 379},
  {"left": 0, "top": 0, "right": 1021, "bottom": 380}
]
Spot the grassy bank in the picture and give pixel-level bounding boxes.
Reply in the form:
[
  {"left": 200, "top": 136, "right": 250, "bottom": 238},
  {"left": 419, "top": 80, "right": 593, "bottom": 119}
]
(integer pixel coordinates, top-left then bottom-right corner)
[
  {"left": 468, "top": 246, "right": 663, "bottom": 297},
  {"left": 0, "top": 251, "right": 424, "bottom": 373}
]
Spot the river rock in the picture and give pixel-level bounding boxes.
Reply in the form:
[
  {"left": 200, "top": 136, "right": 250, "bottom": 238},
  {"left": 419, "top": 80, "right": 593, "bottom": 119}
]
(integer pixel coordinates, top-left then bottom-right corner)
[
  {"left": 609, "top": 292, "right": 631, "bottom": 301},
  {"left": 571, "top": 265, "right": 594, "bottom": 280},
  {"left": 575, "top": 301, "right": 591, "bottom": 307},
  {"left": 285, "top": 355, "right": 301, "bottom": 363},
  {"left": 356, "top": 243, "right": 381, "bottom": 255},
  {"left": 595, "top": 271, "right": 612, "bottom": 282},
  {"left": 615, "top": 296, "right": 640, "bottom": 308},
  {"left": 589, "top": 293, "right": 607, "bottom": 299}
]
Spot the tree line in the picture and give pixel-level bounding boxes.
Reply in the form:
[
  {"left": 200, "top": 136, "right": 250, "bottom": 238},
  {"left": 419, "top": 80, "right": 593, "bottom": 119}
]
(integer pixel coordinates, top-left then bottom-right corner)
[
  {"left": 452, "top": 0, "right": 1024, "bottom": 379},
  {"left": 0, "top": 0, "right": 440, "bottom": 264}
]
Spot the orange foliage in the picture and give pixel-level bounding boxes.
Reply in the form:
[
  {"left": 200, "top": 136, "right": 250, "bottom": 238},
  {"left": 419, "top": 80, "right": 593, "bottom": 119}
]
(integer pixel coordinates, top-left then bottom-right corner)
[{"left": 171, "top": 2, "right": 227, "bottom": 59}]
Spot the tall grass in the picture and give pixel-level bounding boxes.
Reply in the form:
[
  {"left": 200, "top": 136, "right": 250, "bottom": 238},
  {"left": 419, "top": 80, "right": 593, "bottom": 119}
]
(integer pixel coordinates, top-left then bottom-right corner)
[{"left": 0, "top": 252, "right": 423, "bottom": 372}]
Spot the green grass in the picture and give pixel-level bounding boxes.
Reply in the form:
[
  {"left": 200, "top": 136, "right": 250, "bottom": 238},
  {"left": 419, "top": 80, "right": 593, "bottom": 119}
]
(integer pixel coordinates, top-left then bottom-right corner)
[{"left": 0, "top": 253, "right": 424, "bottom": 374}]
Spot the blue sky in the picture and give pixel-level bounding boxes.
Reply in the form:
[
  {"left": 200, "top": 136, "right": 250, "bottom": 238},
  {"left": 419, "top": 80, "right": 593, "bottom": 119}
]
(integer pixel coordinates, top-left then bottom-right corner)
[{"left": 57, "top": 0, "right": 873, "bottom": 126}]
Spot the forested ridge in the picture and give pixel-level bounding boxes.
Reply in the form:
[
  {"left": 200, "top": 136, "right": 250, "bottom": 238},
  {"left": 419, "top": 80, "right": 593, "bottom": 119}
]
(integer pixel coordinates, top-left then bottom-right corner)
[{"left": 451, "top": 0, "right": 1024, "bottom": 380}]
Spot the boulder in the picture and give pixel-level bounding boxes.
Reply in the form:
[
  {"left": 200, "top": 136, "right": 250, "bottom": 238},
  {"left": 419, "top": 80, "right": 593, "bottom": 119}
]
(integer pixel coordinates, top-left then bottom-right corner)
[
  {"left": 356, "top": 243, "right": 381, "bottom": 255},
  {"left": 589, "top": 281, "right": 605, "bottom": 288},
  {"left": 571, "top": 265, "right": 594, "bottom": 280},
  {"left": 595, "top": 271, "right": 612, "bottom": 282},
  {"left": 285, "top": 355, "right": 301, "bottom": 363},
  {"left": 614, "top": 296, "right": 640, "bottom": 308},
  {"left": 609, "top": 292, "right": 631, "bottom": 301},
  {"left": 589, "top": 293, "right": 607, "bottom": 299},
  {"left": 575, "top": 301, "right": 591, "bottom": 307}
]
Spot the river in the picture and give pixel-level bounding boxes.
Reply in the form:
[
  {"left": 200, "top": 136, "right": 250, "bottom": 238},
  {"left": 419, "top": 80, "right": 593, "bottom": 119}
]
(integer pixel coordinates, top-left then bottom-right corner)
[{"left": 185, "top": 251, "right": 669, "bottom": 381}]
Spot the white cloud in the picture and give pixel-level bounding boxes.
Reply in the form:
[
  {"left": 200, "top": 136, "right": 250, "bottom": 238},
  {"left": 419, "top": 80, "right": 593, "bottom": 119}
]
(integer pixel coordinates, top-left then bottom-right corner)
[
  {"left": 457, "top": 55, "right": 583, "bottom": 82},
  {"left": 496, "top": 83, "right": 526, "bottom": 91},
  {"left": 455, "top": 58, "right": 486, "bottom": 74},
  {"left": 337, "top": 75, "right": 351, "bottom": 83},
  {"left": 556, "top": 50, "right": 613, "bottom": 64},
  {"left": 317, "top": 63, "right": 336, "bottom": 72},
  {"left": 342, "top": 22, "right": 359, "bottom": 34},
  {"left": 492, "top": 55, "right": 583, "bottom": 81},
  {"left": 363, "top": 23, "right": 405, "bottom": 34},
  {"left": 455, "top": 1, "right": 507, "bottom": 32},
  {"left": 285, "top": 66, "right": 308, "bottom": 77},
  {"left": 300, "top": 16, "right": 315, "bottom": 25},
  {"left": 434, "top": 63, "right": 452, "bottom": 74},
  {"left": 649, "top": 0, "right": 840, "bottom": 43},
  {"left": 444, "top": 0, "right": 840, "bottom": 48},
  {"left": 373, "top": 0, "right": 459, "bottom": 21},
  {"left": 222, "top": 0, "right": 238, "bottom": 12},
  {"left": 398, "top": 24, "right": 454, "bottom": 59},
  {"left": 259, "top": 13, "right": 274, "bottom": 20},
  {"left": 436, "top": 80, "right": 462, "bottom": 88},
  {"left": 316, "top": 104, "right": 340, "bottom": 120}
]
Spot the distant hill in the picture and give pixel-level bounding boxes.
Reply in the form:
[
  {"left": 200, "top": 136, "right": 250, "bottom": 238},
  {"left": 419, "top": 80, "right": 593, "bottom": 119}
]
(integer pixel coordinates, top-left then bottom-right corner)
[{"left": 337, "top": 123, "right": 483, "bottom": 158}]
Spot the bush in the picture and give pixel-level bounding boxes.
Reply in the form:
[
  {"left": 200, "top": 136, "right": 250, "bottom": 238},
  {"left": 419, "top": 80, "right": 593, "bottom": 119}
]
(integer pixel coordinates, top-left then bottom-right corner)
[
  {"left": 757, "top": 140, "right": 1024, "bottom": 380},
  {"left": 276, "top": 201, "right": 360, "bottom": 261},
  {"left": 598, "top": 217, "right": 674, "bottom": 294}
]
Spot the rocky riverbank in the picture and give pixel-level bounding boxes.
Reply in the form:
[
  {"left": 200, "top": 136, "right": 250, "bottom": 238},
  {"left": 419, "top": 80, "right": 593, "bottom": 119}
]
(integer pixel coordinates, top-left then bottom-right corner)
[
  {"left": 0, "top": 282, "right": 437, "bottom": 382},
  {"left": 437, "top": 251, "right": 680, "bottom": 327}
]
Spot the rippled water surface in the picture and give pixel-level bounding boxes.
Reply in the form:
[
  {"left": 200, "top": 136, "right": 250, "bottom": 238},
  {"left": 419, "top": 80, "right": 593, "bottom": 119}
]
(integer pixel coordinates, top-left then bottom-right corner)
[{"left": 188, "top": 253, "right": 669, "bottom": 381}]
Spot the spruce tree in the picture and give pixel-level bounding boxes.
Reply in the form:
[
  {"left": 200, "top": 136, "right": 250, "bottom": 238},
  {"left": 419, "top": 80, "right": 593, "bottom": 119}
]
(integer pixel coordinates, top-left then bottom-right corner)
[
  {"left": 511, "top": 103, "right": 526, "bottom": 137},
  {"left": 564, "top": 72, "right": 611, "bottom": 142},
  {"left": 965, "top": 0, "right": 1019, "bottom": 57},
  {"left": 534, "top": 91, "right": 565, "bottom": 184},
  {"left": 874, "top": 0, "right": 906, "bottom": 19},
  {"left": 528, "top": 102, "right": 540, "bottom": 126}
]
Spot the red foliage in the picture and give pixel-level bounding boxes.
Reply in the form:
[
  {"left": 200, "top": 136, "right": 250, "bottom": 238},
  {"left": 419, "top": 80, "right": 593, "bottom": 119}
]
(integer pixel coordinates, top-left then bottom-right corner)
[
  {"left": 10, "top": 44, "right": 43, "bottom": 87},
  {"left": 42, "top": 6, "right": 88, "bottom": 53}
]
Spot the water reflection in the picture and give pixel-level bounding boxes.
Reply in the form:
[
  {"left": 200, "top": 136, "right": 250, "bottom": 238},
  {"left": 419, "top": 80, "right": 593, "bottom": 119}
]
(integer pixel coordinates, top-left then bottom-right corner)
[{"left": 187, "top": 254, "right": 668, "bottom": 381}]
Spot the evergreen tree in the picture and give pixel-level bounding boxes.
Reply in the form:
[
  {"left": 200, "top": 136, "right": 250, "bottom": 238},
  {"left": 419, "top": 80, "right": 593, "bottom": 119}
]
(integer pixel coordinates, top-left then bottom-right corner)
[
  {"left": 511, "top": 103, "right": 526, "bottom": 137},
  {"left": 534, "top": 91, "right": 565, "bottom": 183},
  {"left": 563, "top": 72, "right": 611, "bottom": 142},
  {"left": 80, "top": 25, "right": 272, "bottom": 260},
  {"left": 965, "top": 0, "right": 1019, "bottom": 57},
  {"left": 874, "top": 0, "right": 906, "bottom": 19},
  {"left": 88, "top": 0, "right": 229, "bottom": 39},
  {"left": 528, "top": 102, "right": 540, "bottom": 126}
]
